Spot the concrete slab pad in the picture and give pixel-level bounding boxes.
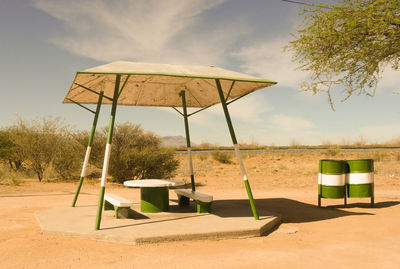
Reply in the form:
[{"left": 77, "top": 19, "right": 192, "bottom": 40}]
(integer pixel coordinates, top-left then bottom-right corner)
[{"left": 35, "top": 200, "right": 281, "bottom": 245}]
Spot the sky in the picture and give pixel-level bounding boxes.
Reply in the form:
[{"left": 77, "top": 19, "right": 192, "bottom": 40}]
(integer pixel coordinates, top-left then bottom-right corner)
[{"left": 1, "top": 0, "right": 400, "bottom": 146}]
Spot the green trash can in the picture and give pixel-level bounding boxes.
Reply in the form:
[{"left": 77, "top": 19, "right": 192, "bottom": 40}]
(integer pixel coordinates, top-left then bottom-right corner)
[
  {"left": 318, "top": 160, "right": 347, "bottom": 207},
  {"left": 346, "top": 159, "right": 374, "bottom": 206}
]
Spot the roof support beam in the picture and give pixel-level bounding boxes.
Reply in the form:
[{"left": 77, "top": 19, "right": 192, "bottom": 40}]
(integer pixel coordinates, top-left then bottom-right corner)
[
  {"left": 118, "top": 75, "right": 131, "bottom": 98},
  {"left": 226, "top": 91, "right": 252, "bottom": 106},
  {"left": 74, "top": 83, "right": 114, "bottom": 101},
  {"left": 65, "top": 98, "right": 96, "bottom": 114},
  {"left": 171, "top": 106, "right": 184, "bottom": 116},
  {"left": 225, "top": 81, "right": 235, "bottom": 102}
]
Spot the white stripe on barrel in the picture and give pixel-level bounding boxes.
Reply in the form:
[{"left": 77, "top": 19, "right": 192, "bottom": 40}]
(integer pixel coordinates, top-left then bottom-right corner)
[
  {"left": 347, "top": 172, "right": 374, "bottom": 184},
  {"left": 100, "top": 144, "right": 112, "bottom": 187},
  {"left": 80, "top": 146, "right": 92, "bottom": 177},
  {"left": 319, "top": 174, "right": 346, "bottom": 186},
  {"left": 234, "top": 144, "right": 248, "bottom": 181}
]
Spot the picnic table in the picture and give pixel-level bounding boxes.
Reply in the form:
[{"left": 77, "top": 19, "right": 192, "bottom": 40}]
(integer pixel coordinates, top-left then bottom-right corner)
[{"left": 123, "top": 179, "right": 185, "bottom": 213}]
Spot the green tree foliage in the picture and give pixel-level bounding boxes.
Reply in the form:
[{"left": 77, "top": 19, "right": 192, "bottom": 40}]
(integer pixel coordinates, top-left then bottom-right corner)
[
  {"left": 105, "top": 123, "right": 179, "bottom": 183},
  {"left": 287, "top": 0, "right": 400, "bottom": 108}
]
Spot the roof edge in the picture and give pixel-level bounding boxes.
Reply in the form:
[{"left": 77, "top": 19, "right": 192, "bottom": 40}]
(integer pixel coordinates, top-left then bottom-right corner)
[{"left": 76, "top": 71, "right": 278, "bottom": 85}]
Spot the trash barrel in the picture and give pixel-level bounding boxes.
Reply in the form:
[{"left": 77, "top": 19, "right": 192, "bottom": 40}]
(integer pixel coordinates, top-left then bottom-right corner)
[
  {"left": 346, "top": 159, "right": 374, "bottom": 206},
  {"left": 318, "top": 160, "right": 347, "bottom": 207}
]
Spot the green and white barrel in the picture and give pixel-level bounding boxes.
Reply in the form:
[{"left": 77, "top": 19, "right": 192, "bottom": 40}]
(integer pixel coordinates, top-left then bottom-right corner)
[
  {"left": 318, "top": 160, "right": 346, "bottom": 199},
  {"left": 346, "top": 159, "right": 374, "bottom": 198}
]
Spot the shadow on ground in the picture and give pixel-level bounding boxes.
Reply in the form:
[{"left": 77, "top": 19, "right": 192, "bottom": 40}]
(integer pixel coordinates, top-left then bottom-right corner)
[
  {"left": 331, "top": 201, "right": 400, "bottom": 209},
  {"left": 0, "top": 192, "right": 79, "bottom": 198},
  {"left": 205, "top": 198, "right": 400, "bottom": 223}
]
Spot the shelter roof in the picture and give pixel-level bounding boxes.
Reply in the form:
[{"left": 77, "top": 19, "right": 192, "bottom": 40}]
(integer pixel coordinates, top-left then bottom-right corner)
[{"left": 63, "top": 61, "right": 277, "bottom": 108}]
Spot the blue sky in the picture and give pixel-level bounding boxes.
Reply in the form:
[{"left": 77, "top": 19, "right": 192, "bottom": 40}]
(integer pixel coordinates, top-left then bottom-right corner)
[{"left": 1, "top": 0, "right": 400, "bottom": 146}]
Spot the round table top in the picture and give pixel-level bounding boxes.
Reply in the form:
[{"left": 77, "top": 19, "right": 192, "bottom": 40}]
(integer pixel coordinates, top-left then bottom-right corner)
[{"left": 123, "top": 179, "right": 186, "bottom": 188}]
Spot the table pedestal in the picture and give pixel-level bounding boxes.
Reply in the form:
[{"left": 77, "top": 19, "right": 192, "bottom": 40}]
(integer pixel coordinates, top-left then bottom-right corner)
[{"left": 141, "top": 187, "right": 169, "bottom": 212}]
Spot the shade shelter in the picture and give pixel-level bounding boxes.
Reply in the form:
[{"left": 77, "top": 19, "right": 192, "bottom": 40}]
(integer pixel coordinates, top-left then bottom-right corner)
[{"left": 63, "top": 61, "right": 277, "bottom": 230}]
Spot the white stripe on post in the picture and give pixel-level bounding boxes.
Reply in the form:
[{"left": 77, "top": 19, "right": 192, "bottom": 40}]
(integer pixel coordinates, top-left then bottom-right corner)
[
  {"left": 348, "top": 172, "right": 374, "bottom": 184},
  {"left": 234, "top": 144, "right": 248, "bottom": 181},
  {"left": 188, "top": 147, "right": 194, "bottom": 176},
  {"left": 100, "top": 144, "right": 112, "bottom": 187},
  {"left": 80, "top": 146, "right": 92, "bottom": 178},
  {"left": 320, "top": 174, "right": 346, "bottom": 186}
]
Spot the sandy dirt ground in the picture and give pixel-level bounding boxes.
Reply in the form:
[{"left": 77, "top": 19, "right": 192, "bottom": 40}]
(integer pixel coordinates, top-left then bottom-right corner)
[{"left": 1, "top": 151, "right": 400, "bottom": 268}]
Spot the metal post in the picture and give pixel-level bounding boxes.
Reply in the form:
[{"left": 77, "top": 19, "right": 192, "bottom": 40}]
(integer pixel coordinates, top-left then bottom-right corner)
[
  {"left": 215, "top": 79, "right": 259, "bottom": 220},
  {"left": 72, "top": 91, "right": 104, "bottom": 207},
  {"left": 95, "top": 75, "right": 121, "bottom": 230},
  {"left": 181, "top": 91, "right": 195, "bottom": 191}
]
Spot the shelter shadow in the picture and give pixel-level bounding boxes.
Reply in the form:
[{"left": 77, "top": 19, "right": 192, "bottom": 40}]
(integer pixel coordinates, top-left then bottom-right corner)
[
  {"left": 212, "top": 198, "right": 373, "bottom": 223},
  {"left": 331, "top": 201, "right": 400, "bottom": 209}
]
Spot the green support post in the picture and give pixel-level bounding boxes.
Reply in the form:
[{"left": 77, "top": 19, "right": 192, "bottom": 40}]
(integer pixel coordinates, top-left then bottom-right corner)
[
  {"left": 215, "top": 79, "right": 260, "bottom": 220},
  {"left": 95, "top": 75, "right": 121, "bottom": 230},
  {"left": 181, "top": 91, "right": 196, "bottom": 191},
  {"left": 72, "top": 91, "right": 104, "bottom": 207}
]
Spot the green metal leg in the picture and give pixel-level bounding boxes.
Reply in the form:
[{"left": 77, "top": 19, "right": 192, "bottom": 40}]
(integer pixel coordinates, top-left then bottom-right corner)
[
  {"left": 72, "top": 91, "right": 103, "bottom": 207},
  {"left": 72, "top": 176, "right": 84, "bottom": 207},
  {"left": 141, "top": 187, "right": 169, "bottom": 212},
  {"left": 215, "top": 79, "right": 259, "bottom": 220},
  {"left": 95, "top": 186, "right": 105, "bottom": 230},
  {"left": 95, "top": 76, "right": 120, "bottom": 230},
  {"left": 181, "top": 90, "right": 196, "bottom": 191}
]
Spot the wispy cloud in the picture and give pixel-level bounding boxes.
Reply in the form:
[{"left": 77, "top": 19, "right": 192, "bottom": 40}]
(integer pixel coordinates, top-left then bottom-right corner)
[
  {"left": 158, "top": 93, "right": 273, "bottom": 126},
  {"left": 359, "top": 124, "right": 400, "bottom": 143},
  {"left": 269, "top": 114, "right": 315, "bottom": 132},
  {"left": 190, "top": 93, "right": 273, "bottom": 126},
  {"left": 232, "top": 37, "right": 310, "bottom": 89},
  {"left": 33, "top": 0, "right": 250, "bottom": 65},
  {"left": 379, "top": 66, "right": 400, "bottom": 93}
]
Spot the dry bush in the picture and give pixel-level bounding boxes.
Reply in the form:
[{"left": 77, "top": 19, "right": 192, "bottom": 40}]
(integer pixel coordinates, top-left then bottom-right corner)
[
  {"left": 211, "top": 150, "right": 233, "bottom": 164},
  {"left": 289, "top": 138, "right": 301, "bottom": 147},
  {"left": 352, "top": 135, "right": 368, "bottom": 146},
  {"left": 322, "top": 147, "right": 341, "bottom": 156},
  {"left": 384, "top": 137, "right": 400, "bottom": 146},
  {"left": 106, "top": 123, "right": 179, "bottom": 183}
]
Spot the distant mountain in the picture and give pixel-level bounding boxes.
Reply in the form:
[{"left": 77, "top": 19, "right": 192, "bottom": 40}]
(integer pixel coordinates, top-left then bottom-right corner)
[{"left": 161, "top": 136, "right": 197, "bottom": 148}]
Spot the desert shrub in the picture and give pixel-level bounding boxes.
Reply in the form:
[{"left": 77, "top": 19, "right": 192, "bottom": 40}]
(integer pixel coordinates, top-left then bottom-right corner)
[
  {"left": 72, "top": 130, "right": 106, "bottom": 170},
  {"left": 52, "top": 135, "right": 85, "bottom": 180},
  {"left": 211, "top": 150, "right": 233, "bottom": 164},
  {"left": 0, "top": 129, "right": 24, "bottom": 170},
  {"left": 109, "top": 147, "right": 179, "bottom": 183},
  {"left": 9, "top": 117, "right": 70, "bottom": 181},
  {"left": 323, "top": 147, "right": 341, "bottom": 156},
  {"left": 104, "top": 123, "right": 179, "bottom": 183},
  {"left": 0, "top": 165, "right": 23, "bottom": 186},
  {"left": 198, "top": 154, "right": 208, "bottom": 161}
]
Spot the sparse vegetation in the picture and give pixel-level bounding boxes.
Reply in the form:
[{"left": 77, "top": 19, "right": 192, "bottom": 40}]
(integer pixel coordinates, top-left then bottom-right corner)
[
  {"left": 323, "top": 146, "right": 341, "bottom": 157},
  {"left": 0, "top": 119, "right": 179, "bottom": 183},
  {"left": 0, "top": 165, "right": 23, "bottom": 186},
  {"left": 105, "top": 123, "right": 179, "bottom": 183},
  {"left": 211, "top": 150, "right": 233, "bottom": 164}
]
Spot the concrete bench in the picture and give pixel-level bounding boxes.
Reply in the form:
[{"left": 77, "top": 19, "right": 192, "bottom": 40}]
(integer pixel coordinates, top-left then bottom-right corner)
[
  {"left": 174, "top": 189, "right": 213, "bottom": 213},
  {"left": 104, "top": 193, "right": 134, "bottom": 219}
]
